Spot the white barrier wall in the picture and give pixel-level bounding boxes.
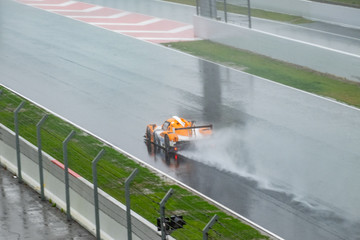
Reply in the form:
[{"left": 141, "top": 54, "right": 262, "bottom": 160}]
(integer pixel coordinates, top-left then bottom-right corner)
[
  {"left": 194, "top": 15, "right": 360, "bottom": 82},
  {"left": 0, "top": 124, "right": 162, "bottom": 240},
  {"left": 251, "top": 0, "right": 360, "bottom": 28}
]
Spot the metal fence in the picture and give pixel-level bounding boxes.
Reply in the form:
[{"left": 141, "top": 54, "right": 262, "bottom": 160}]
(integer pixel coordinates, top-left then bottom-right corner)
[
  {"left": 0, "top": 87, "right": 256, "bottom": 240},
  {"left": 196, "top": 0, "right": 252, "bottom": 28}
]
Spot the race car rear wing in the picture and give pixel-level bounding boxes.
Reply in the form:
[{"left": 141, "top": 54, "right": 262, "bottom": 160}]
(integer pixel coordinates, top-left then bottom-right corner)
[{"left": 173, "top": 124, "right": 213, "bottom": 131}]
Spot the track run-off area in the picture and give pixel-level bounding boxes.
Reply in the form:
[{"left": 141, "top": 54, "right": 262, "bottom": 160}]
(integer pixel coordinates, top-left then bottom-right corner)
[{"left": 16, "top": 0, "right": 197, "bottom": 43}]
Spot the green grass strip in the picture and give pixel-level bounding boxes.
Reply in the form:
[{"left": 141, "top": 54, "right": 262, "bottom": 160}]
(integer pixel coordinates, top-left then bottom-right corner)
[
  {"left": 164, "top": 40, "right": 360, "bottom": 109},
  {"left": 0, "top": 86, "right": 269, "bottom": 240},
  {"left": 312, "top": 0, "right": 360, "bottom": 8},
  {"left": 164, "top": 0, "right": 312, "bottom": 24}
]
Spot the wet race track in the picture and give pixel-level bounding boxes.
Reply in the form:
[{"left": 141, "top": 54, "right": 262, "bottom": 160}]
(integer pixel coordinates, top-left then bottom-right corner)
[{"left": 1, "top": 0, "right": 360, "bottom": 239}]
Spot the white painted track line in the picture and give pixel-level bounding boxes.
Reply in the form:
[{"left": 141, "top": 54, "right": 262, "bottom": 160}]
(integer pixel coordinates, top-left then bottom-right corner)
[
  {"left": 48, "top": 5, "right": 102, "bottom": 12},
  {"left": 90, "top": 18, "right": 162, "bottom": 26},
  {"left": 69, "top": 12, "right": 131, "bottom": 19},
  {"left": 30, "top": 1, "right": 76, "bottom": 7}
]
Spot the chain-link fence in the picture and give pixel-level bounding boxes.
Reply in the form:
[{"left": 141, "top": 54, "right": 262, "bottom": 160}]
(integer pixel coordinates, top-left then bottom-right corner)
[{"left": 196, "top": 0, "right": 252, "bottom": 28}]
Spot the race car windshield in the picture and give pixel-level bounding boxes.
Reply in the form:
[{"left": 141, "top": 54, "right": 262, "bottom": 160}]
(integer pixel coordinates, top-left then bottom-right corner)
[{"left": 162, "top": 121, "right": 170, "bottom": 131}]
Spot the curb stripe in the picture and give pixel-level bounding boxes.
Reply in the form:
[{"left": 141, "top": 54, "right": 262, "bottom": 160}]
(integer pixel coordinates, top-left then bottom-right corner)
[
  {"left": 89, "top": 18, "right": 162, "bottom": 26},
  {"left": 51, "top": 159, "right": 81, "bottom": 178},
  {"left": 71, "top": 12, "right": 131, "bottom": 19},
  {"left": 15, "top": 0, "right": 197, "bottom": 47}
]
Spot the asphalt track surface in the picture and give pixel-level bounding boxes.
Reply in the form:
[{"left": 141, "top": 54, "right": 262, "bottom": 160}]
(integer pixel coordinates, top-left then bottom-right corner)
[
  {"left": 0, "top": 167, "right": 95, "bottom": 240},
  {"left": 1, "top": 0, "right": 360, "bottom": 240}
]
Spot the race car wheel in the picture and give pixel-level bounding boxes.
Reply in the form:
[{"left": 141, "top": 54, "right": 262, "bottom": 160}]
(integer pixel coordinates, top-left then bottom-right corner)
[
  {"left": 153, "top": 132, "right": 159, "bottom": 146},
  {"left": 146, "top": 127, "right": 151, "bottom": 141},
  {"left": 164, "top": 134, "right": 170, "bottom": 152}
]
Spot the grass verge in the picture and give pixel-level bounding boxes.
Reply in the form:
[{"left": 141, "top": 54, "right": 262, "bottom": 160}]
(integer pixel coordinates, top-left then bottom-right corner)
[
  {"left": 163, "top": 40, "right": 360, "bottom": 109},
  {"left": 312, "top": 0, "right": 360, "bottom": 8},
  {"left": 164, "top": 0, "right": 312, "bottom": 24},
  {"left": 0, "top": 86, "right": 269, "bottom": 240}
]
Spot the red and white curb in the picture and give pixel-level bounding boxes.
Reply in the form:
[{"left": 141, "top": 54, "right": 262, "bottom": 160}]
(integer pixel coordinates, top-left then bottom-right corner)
[
  {"left": 15, "top": 0, "right": 199, "bottom": 43},
  {"left": 51, "top": 159, "right": 81, "bottom": 178}
]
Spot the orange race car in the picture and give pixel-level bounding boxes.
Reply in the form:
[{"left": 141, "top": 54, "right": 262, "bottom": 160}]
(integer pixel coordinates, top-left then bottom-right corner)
[{"left": 145, "top": 116, "right": 212, "bottom": 152}]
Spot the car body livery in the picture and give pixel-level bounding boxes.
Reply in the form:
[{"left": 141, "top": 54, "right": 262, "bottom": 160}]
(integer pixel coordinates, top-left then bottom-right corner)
[{"left": 145, "top": 116, "right": 212, "bottom": 152}]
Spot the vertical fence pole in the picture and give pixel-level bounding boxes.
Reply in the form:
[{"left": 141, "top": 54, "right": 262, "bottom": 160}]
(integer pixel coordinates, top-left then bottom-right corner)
[
  {"left": 125, "top": 168, "right": 138, "bottom": 240},
  {"left": 14, "top": 101, "right": 25, "bottom": 183},
  {"left": 92, "top": 149, "right": 105, "bottom": 240},
  {"left": 36, "top": 114, "right": 48, "bottom": 201},
  {"left": 160, "top": 188, "right": 173, "bottom": 240},
  {"left": 203, "top": 214, "right": 218, "bottom": 240},
  {"left": 247, "top": 0, "right": 252, "bottom": 28},
  {"left": 224, "top": 0, "right": 227, "bottom": 23},
  {"left": 63, "top": 130, "right": 76, "bottom": 221},
  {"left": 196, "top": 0, "right": 199, "bottom": 15}
]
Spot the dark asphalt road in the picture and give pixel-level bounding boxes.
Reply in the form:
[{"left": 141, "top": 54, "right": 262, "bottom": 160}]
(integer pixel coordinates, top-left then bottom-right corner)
[
  {"left": 1, "top": 1, "right": 360, "bottom": 240},
  {"left": 0, "top": 167, "right": 95, "bottom": 240}
]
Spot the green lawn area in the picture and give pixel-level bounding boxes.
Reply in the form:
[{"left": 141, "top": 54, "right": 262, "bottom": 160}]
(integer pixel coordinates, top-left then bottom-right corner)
[
  {"left": 312, "top": 0, "right": 360, "bottom": 8},
  {"left": 164, "top": 40, "right": 360, "bottom": 109},
  {"left": 0, "top": 86, "right": 269, "bottom": 240},
  {"left": 164, "top": 0, "right": 312, "bottom": 24}
]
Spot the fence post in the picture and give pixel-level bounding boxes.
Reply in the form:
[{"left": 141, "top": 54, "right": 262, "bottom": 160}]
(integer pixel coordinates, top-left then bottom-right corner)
[
  {"left": 247, "top": 0, "right": 252, "bottom": 28},
  {"left": 196, "top": 0, "right": 199, "bottom": 15},
  {"left": 224, "top": 0, "right": 228, "bottom": 23},
  {"left": 203, "top": 214, "right": 218, "bottom": 240},
  {"left": 14, "top": 101, "right": 25, "bottom": 183},
  {"left": 63, "top": 130, "right": 76, "bottom": 221},
  {"left": 209, "top": 0, "right": 213, "bottom": 18},
  {"left": 160, "top": 188, "right": 173, "bottom": 240},
  {"left": 92, "top": 149, "right": 105, "bottom": 240},
  {"left": 125, "top": 168, "right": 138, "bottom": 240},
  {"left": 36, "top": 114, "right": 48, "bottom": 201}
]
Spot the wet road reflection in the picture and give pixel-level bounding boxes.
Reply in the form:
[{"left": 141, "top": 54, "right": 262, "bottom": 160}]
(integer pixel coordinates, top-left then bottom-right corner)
[
  {"left": 0, "top": 167, "right": 95, "bottom": 239},
  {"left": 201, "top": 60, "right": 222, "bottom": 123}
]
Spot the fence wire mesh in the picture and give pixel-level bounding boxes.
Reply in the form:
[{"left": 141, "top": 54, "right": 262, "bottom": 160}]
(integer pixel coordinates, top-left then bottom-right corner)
[{"left": 197, "top": 0, "right": 251, "bottom": 27}]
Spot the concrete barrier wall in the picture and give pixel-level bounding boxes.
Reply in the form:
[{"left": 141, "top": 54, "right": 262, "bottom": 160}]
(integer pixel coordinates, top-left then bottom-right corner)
[
  {"left": 194, "top": 15, "right": 360, "bottom": 82},
  {"left": 0, "top": 124, "right": 161, "bottom": 240},
  {"left": 251, "top": 0, "right": 360, "bottom": 28}
]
